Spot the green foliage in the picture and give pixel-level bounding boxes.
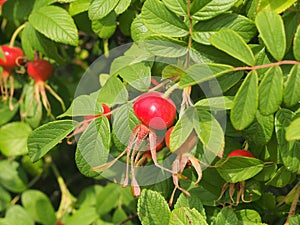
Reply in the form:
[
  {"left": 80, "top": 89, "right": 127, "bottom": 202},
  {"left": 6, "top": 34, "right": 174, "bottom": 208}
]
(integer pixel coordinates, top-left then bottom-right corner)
[{"left": 0, "top": 0, "right": 300, "bottom": 224}]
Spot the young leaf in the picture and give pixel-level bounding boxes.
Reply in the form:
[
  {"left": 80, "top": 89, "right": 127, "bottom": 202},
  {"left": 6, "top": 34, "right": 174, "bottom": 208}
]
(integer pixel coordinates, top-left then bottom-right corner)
[
  {"left": 141, "top": 0, "right": 189, "bottom": 37},
  {"left": 88, "top": 0, "right": 119, "bottom": 20},
  {"left": 180, "top": 63, "right": 233, "bottom": 87},
  {"left": 169, "top": 207, "right": 208, "bottom": 225},
  {"left": 255, "top": 10, "right": 286, "bottom": 61},
  {"left": 114, "top": 0, "right": 131, "bottom": 14},
  {"left": 29, "top": 5, "right": 79, "bottom": 46},
  {"left": 283, "top": 65, "right": 300, "bottom": 107},
  {"left": 265, "top": 166, "right": 296, "bottom": 188},
  {"left": 195, "top": 96, "right": 234, "bottom": 111},
  {"left": 137, "top": 189, "right": 170, "bottom": 225},
  {"left": 97, "top": 76, "right": 129, "bottom": 105},
  {"left": 191, "top": 0, "right": 238, "bottom": 21},
  {"left": 0, "top": 122, "right": 32, "bottom": 157},
  {"left": 293, "top": 25, "right": 300, "bottom": 61},
  {"left": 28, "top": 120, "right": 78, "bottom": 162},
  {"left": 92, "top": 11, "right": 117, "bottom": 39},
  {"left": 230, "top": 71, "right": 258, "bottom": 130},
  {"left": 131, "top": 15, "right": 154, "bottom": 41},
  {"left": 216, "top": 157, "right": 264, "bottom": 183},
  {"left": 210, "top": 30, "right": 255, "bottom": 66},
  {"left": 192, "top": 13, "right": 257, "bottom": 45},
  {"left": 69, "top": 0, "right": 90, "bottom": 16},
  {"left": 236, "top": 209, "right": 263, "bottom": 224},
  {"left": 258, "top": 66, "right": 283, "bottom": 115},
  {"left": 21, "top": 190, "right": 56, "bottom": 225},
  {"left": 286, "top": 117, "right": 300, "bottom": 141}
]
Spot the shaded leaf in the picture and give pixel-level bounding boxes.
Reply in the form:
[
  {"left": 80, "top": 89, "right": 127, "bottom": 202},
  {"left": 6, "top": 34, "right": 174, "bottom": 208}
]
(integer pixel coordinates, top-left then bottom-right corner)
[
  {"left": 92, "top": 11, "right": 117, "bottom": 39},
  {"left": 286, "top": 117, "right": 300, "bottom": 141},
  {"left": 283, "top": 65, "right": 300, "bottom": 107}
]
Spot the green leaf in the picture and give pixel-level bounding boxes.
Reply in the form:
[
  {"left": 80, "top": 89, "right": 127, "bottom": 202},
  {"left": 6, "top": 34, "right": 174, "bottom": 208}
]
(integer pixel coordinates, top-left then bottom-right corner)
[
  {"left": 97, "top": 76, "right": 128, "bottom": 105},
  {"left": 289, "top": 215, "right": 300, "bottom": 225},
  {"left": 257, "top": 0, "right": 297, "bottom": 14},
  {"left": 191, "top": 0, "right": 238, "bottom": 21},
  {"left": 28, "top": 5, "right": 79, "bottom": 46},
  {"left": 286, "top": 117, "right": 300, "bottom": 141},
  {"left": 213, "top": 207, "right": 238, "bottom": 225},
  {"left": 255, "top": 10, "right": 286, "bottom": 61},
  {"left": 22, "top": 190, "right": 56, "bottom": 225},
  {"left": 0, "top": 160, "right": 27, "bottom": 193},
  {"left": 141, "top": 0, "right": 188, "bottom": 37},
  {"left": 194, "top": 109, "right": 225, "bottom": 158},
  {"left": 96, "top": 183, "right": 122, "bottom": 215},
  {"left": 92, "top": 11, "right": 117, "bottom": 39},
  {"left": 210, "top": 29, "right": 255, "bottom": 66},
  {"left": 0, "top": 186, "right": 11, "bottom": 211},
  {"left": 161, "top": 0, "right": 187, "bottom": 16},
  {"left": 169, "top": 207, "right": 208, "bottom": 225},
  {"left": 114, "top": 0, "right": 131, "bottom": 14},
  {"left": 21, "top": 23, "right": 64, "bottom": 63},
  {"left": 0, "top": 122, "right": 32, "bottom": 156},
  {"left": 230, "top": 71, "right": 258, "bottom": 130},
  {"left": 195, "top": 96, "right": 234, "bottom": 111},
  {"left": 137, "top": 189, "right": 170, "bottom": 225},
  {"left": 0, "top": 98, "right": 19, "bottom": 126},
  {"left": 192, "top": 13, "right": 257, "bottom": 45},
  {"left": 76, "top": 117, "right": 111, "bottom": 177},
  {"left": 283, "top": 65, "right": 300, "bottom": 107},
  {"left": 5, "top": 205, "right": 34, "bottom": 225},
  {"left": 118, "top": 62, "right": 151, "bottom": 92},
  {"left": 65, "top": 206, "right": 98, "bottom": 225},
  {"left": 216, "top": 157, "right": 264, "bottom": 183},
  {"left": 88, "top": 0, "right": 119, "bottom": 20},
  {"left": 293, "top": 25, "right": 300, "bottom": 60},
  {"left": 275, "top": 109, "right": 300, "bottom": 173},
  {"left": 236, "top": 209, "right": 263, "bottom": 225},
  {"left": 266, "top": 166, "right": 296, "bottom": 187},
  {"left": 258, "top": 66, "right": 283, "bottom": 115},
  {"left": 131, "top": 15, "right": 154, "bottom": 41},
  {"left": 69, "top": 0, "right": 91, "bottom": 16},
  {"left": 243, "top": 111, "right": 274, "bottom": 145},
  {"left": 169, "top": 107, "right": 196, "bottom": 152},
  {"left": 28, "top": 120, "right": 78, "bottom": 162},
  {"left": 180, "top": 63, "right": 233, "bottom": 87},
  {"left": 140, "top": 36, "right": 188, "bottom": 58},
  {"left": 58, "top": 94, "right": 103, "bottom": 118}
]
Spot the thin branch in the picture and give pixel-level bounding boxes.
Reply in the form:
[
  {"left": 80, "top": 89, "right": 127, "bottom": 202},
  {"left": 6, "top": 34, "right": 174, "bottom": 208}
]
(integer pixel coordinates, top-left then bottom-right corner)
[{"left": 234, "top": 60, "right": 300, "bottom": 71}]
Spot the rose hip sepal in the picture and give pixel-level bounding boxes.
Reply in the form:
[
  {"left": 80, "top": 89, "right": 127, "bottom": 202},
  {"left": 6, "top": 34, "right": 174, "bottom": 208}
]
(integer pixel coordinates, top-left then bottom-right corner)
[
  {"left": 84, "top": 104, "right": 111, "bottom": 120},
  {"left": 133, "top": 92, "right": 176, "bottom": 130}
]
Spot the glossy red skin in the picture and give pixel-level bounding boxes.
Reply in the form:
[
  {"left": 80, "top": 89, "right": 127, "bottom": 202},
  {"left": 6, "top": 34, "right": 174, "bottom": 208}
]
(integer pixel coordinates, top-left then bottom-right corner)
[
  {"left": 27, "top": 59, "right": 53, "bottom": 82},
  {"left": 133, "top": 92, "right": 176, "bottom": 130},
  {"left": 84, "top": 104, "right": 111, "bottom": 120},
  {"left": 55, "top": 222, "right": 64, "bottom": 225},
  {"left": 0, "top": 45, "right": 24, "bottom": 68},
  {"left": 228, "top": 149, "right": 255, "bottom": 158},
  {"left": 165, "top": 126, "right": 174, "bottom": 149},
  {"left": 0, "top": 0, "right": 6, "bottom": 6}
]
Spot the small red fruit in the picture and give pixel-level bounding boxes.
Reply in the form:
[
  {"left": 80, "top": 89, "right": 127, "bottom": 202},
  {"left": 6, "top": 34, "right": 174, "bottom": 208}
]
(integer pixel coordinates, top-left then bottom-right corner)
[
  {"left": 133, "top": 92, "right": 176, "bottom": 130},
  {"left": 0, "top": 45, "right": 24, "bottom": 68},
  {"left": 228, "top": 149, "right": 255, "bottom": 158},
  {"left": 27, "top": 59, "right": 53, "bottom": 83},
  {"left": 84, "top": 103, "right": 111, "bottom": 120},
  {"left": 165, "top": 126, "right": 174, "bottom": 149},
  {"left": 55, "top": 222, "right": 64, "bottom": 225},
  {"left": 0, "top": 0, "right": 6, "bottom": 6}
]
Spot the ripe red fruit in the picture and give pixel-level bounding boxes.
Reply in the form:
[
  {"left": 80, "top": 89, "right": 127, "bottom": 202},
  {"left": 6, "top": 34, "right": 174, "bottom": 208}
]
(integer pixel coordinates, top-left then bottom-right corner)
[
  {"left": 0, "top": 0, "right": 6, "bottom": 6},
  {"left": 55, "top": 222, "right": 64, "bottom": 225},
  {"left": 84, "top": 104, "right": 111, "bottom": 120},
  {"left": 228, "top": 149, "right": 255, "bottom": 158},
  {"left": 133, "top": 92, "right": 176, "bottom": 130},
  {"left": 165, "top": 126, "right": 174, "bottom": 149},
  {"left": 0, "top": 45, "right": 24, "bottom": 68},
  {"left": 27, "top": 59, "right": 53, "bottom": 83}
]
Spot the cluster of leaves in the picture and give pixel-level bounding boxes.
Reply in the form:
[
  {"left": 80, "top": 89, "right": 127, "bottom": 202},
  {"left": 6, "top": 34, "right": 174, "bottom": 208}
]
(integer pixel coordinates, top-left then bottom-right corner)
[{"left": 1, "top": 0, "right": 300, "bottom": 224}]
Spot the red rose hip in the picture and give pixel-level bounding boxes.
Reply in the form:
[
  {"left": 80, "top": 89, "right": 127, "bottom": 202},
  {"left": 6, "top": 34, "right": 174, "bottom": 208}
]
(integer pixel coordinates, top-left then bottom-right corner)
[
  {"left": 228, "top": 149, "right": 255, "bottom": 158},
  {"left": 27, "top": 59, "right": 53, "bottom": 83},
  {"left": 133, "top": 92, "right": 176, "bottom": 130},
  {"left": 0, "top": 45, "right": 24, "bottom": 68}
]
